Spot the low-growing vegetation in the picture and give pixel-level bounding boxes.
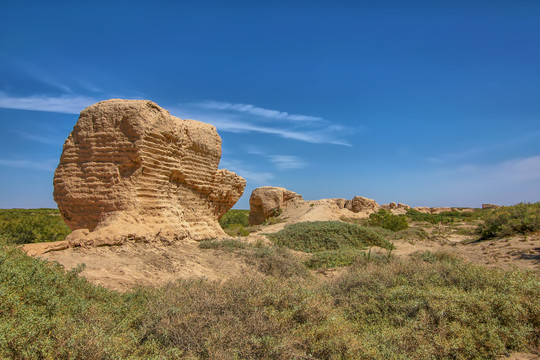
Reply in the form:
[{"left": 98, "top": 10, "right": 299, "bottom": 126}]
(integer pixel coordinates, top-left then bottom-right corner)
[
  {"left": 406, "top": 208, "right": 485, "bottom": 225},
  {"left": 268, "top": 221, "right": 393, "bottom": 253},
  {"left": 477, "top": 202, "right": 540, "bottom": 239},
  {"left": 199, "top": 238, "right": 309, "bottom": 278},
  {"left": 267, "top": 221, "right": 394, "bottom": 269},
  {"left": 368, "top": 209, "right": 409, "bottom": 231},
  {"left": 1, "top": 242, "right": 538, "bottom": 359},
  {"left": 0, "top": 208, "right": 71, "bottom": 244},
  {"left": 218, "top": 209, "right": 250, "bottom": 237}
]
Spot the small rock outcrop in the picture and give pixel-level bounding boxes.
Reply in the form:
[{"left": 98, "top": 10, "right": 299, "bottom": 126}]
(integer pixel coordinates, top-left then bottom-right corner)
[
  {"left": 381, "top": 202, "right": 411, "bottom": 215},
  {"left": 482, "top": 204, "right": 500, "bottom": 210},
  {"left": 249, "top": 187, "right": 302, "bottom": 225},
  {"left": 430, "top": 207, "right": 452, "bottom": 214},
  {"left": 249, "top": 187, "right": 381, "bottom": 225},
  {"left": 53, "top": 99, "right": 246, "bottom": 245}
]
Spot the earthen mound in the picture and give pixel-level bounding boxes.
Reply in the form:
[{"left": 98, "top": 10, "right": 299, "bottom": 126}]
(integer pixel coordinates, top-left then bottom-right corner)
[{"left": 53, "top": 99, "right": 245, "bottom": 246}]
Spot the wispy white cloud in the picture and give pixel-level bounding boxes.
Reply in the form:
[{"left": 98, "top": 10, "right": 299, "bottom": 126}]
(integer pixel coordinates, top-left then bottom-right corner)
[
  {"left": 268, "top": 155, "right": 306, "bottom": 170},
  {"left": 0, "top": 92, "right": 99, "bottom": 114},
  {"left": 0, "top": 158, "right": 57, "bottom": 171},
  {"left": 220, "top": 160, "right": 275, "bottom": 185},
  {"left": 169, "top": 105, "right": 353, "bottom": 146},
  {"left": 194, "top": 101, "right": 323, "bottom": 122},
  {"left": 490, "top": 155, "right": 540, "bottom": 182},
  {"left": 13, "top": 130, "right": 59, "bottom": 145},
  {"left": 0, "top": 91, "right": 354, "bottom": 146}
]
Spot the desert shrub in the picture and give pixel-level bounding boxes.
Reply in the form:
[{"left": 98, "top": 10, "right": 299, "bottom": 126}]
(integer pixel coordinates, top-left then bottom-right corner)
[
  {"left": 329, "top": 251, "right": 540, "bottom": 359},
  {"left": 199, "top": 238, "right": 250, "bottom": 250},
  {"left": 1, "top": 243, "right": 539, "bottom": 359},
  {"left": 139, "top": 276, "right": 360, "bottom": 359},
  {"left": 199, "top": 239, "right": 309, "bottom": 279},
  {"left": 268, "top": 221, "right": 393, "bottom": 253},
  {"left": 304, "top": 248, "right": 367, "bottom": 269},
  {"left": 368, "top": 209, "right": 409, "bottom": 231},
  {"left": 0, "top": 244, "right": 154, "bottom": 359},
  {"left": 219, "top": 209, "right": 249, "bottom": 228},
  {"left": 406, "top": 208, "right": 455, "bottom": 224},
  {"left": 249, "top": 245, "right": 309, "bottom": 278},
  {"left": 477, "top": 202, "right": 540, "bottom": 238},
  {"left": 218, "top": 209, "right": 251, "bottom": 237},
  {"left": 0, "top": 209, "right": 71, "bottom": 244},
  {"left": 406, "top": 208, "right": 487, "bottom": 225},
  {"left": 223, "top": 223, "right": 250, "bottom": 237}
]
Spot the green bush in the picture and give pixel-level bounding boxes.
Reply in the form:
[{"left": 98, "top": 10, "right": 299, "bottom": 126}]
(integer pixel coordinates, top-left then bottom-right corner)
[
  {"left": 477, "top": 202, "right": 540, "bottom": 238},
  {"left": 304, "top": 248, "right": 368, "bottom": 269},
  {"left": 368, "top": 209, "right": 409, "bottom": 231},
  {"left": 0, "top": 209, "right": 71, "bottom": 244},
  {"left": 223, "top": 223, "right": 250, "bottom": 237},
  {"left": 218, "top": 209, "right": 251, "bottom": 237},
  {"left": 219, "top": 209, "right": 249, "bottom": 228},
  {"left": 268, "top": 221, "right": 393, "bottom": 253}
]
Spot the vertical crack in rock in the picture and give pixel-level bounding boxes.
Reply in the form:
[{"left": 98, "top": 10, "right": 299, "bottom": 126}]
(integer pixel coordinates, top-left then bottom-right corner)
[{"left": 53, "top": 99, "right": 246, "bottom": 246}]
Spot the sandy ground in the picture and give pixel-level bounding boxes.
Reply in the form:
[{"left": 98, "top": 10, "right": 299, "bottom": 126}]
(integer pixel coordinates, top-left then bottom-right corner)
[{"left": 33, "top": 239, "right": 253, "bottom": 292}]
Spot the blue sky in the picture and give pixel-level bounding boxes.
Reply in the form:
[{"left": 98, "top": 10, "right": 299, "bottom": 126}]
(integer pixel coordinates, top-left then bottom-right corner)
[{"left": 1, "top": 0, "right": 539, "bottom": 209}]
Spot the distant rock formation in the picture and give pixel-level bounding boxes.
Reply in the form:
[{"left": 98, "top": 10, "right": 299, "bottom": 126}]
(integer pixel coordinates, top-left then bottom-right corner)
[
  {"left": 381, "top": 202, "right": 411, "bottom": 215},
  {"left": 53, "top": 99, "right": 246, "bottom": 246},
  {"left": 249, "top": 187, "right": 380, "bottom": 225},
  {"left": 430, "top": 207, "right": 452, "bottom": 214},
  {"left": 482, "top": 204, "right": 500, "bottom": 210},
  {"left": 249, "top": 187, "right": 303, "bottom": 225}
]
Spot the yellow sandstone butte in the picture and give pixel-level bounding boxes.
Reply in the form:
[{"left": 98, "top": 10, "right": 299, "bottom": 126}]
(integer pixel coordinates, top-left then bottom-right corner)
[{"left": 53, "top": 99, "right": 245, "bottom": 246}]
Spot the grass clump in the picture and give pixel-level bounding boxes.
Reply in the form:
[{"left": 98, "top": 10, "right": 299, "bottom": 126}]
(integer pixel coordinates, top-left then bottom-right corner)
[
  {"left": 0, "top": 208, "right": 71, "bottom": 244},
  {"left": 368, "top": 209, "right": 409, "bottom": 231},
  {"left": 268, "top": 221, "right": 393, "bottom": 253}
]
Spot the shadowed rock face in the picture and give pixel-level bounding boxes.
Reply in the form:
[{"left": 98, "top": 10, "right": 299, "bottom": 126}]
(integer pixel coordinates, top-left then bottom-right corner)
[{"left": 53, "top": 99, "right": 246, "bottom": 245}]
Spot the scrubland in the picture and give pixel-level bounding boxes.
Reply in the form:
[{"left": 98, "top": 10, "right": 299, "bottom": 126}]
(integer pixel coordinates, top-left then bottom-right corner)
[{"left": 0, "top": 204, "right": 539, "bottom": 359}]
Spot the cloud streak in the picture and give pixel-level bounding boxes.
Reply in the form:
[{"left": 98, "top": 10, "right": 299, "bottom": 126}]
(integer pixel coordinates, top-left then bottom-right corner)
[
  {"left": 0, "top": 91, "right": 354, "bottom": 146},
  {"left": 194, "top": 101, "right": 323, "bottom": 122},
  {"left": 220, "top": 160, "right": 275, "bottom": 185},
  {"left": 13, "top": 130, "right": 60, "bottom": 145},
  {"left": 0, "top": 92, "right": 99, "bottom": 114},
  {"left": 169, "top": 103, "right": 353, "bottom": 146},
  {"left": 0, "top": 158, "right": 57, "bottom": 171},
  {"left": 268, "top": 155, "right": 306, "bottom": 170}
]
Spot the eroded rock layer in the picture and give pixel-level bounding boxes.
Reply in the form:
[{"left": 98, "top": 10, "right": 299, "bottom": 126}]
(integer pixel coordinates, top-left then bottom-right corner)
[{"left": 53, "top": 99, "right": 245, "bottom": 245}]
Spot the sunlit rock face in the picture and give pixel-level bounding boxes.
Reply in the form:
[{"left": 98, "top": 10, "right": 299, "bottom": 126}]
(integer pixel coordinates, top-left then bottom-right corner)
[{"left": 53, "top": 99, "right": 245, "bottom": 245}]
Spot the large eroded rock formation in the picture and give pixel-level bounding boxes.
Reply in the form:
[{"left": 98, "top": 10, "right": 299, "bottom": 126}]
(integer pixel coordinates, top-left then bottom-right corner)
[{"left": 53, "top": 99, "right": 246, "bottom": 245}]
